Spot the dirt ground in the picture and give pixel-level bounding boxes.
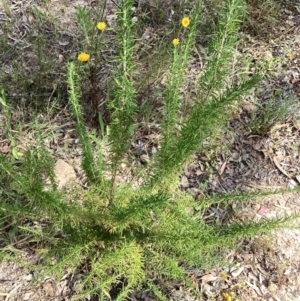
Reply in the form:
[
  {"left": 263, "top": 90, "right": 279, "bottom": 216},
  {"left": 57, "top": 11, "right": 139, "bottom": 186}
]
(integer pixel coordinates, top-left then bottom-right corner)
[{"left": 1, "top": 0, "right": 300, "bottom": 300}]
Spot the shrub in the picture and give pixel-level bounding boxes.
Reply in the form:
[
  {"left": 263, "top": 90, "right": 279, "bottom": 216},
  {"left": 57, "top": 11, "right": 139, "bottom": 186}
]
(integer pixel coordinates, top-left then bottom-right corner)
[
  {"left": 248, "top": 91, "right": 299, "bottom": 136},
  {"left": 1, "top": 0, "right": 298, "bottom": 300}
]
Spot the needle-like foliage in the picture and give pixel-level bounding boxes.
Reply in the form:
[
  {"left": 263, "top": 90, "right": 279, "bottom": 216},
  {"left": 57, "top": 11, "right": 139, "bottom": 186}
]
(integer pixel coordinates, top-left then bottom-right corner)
[{"left": 1, "top": 1, "right": 299, "bottom": 300}]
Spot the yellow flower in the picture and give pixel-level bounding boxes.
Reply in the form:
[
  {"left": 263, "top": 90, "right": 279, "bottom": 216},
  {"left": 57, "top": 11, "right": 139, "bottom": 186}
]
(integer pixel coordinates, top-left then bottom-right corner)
[
  {"left": 220, "top": 272, "right": 228, "bottom": 280},
  {"left": 222, "top": 292, "right": 232, "bottom": 301},
  {"left": 172, "top": 38, "right": 180, "bottom": 46},
  {"left": 181, "top": 17, "right": 190, "bottom": 28},
  {"left": 97, "top": 21, "right": 107, "bottom": 31},
  {"left": 77, "top": 52, "right": 90, "bottom": 62}
]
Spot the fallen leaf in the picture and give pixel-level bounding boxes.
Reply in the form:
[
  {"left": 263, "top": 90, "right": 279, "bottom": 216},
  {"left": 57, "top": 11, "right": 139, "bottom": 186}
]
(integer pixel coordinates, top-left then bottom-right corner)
[
  {"left": 257, "top": 206, "right": 269, "bottom": 216},
  {"left": 43, "top": 282, "right": 55, "bottom": 297},
  {"left": 231, "top": 266, "right": 244, "bottom": 278},
  {"left": 273, "top": 156, "right": 291, "bottom": 179},
  {"left": 0, "top": 143, "right": 10, "bottom": 153},
  {"left": 201, "top": 273, "right": 218, "bottom": 283},
  {"left": 219, "top": 162, "right": 227, "bottom": 175},
  {"left": 180, "top": 175, "right": 189, "bottom": 188}
]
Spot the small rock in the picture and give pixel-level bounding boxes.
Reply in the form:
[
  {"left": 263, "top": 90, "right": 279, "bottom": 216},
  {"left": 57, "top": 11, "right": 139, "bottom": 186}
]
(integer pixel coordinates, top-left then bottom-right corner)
[{"left": 54, "top": 159, "right": 77, "bottom": 189}]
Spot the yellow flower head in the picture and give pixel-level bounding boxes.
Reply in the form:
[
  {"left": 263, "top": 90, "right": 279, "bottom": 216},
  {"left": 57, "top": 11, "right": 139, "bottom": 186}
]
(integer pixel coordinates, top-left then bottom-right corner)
[
  {"left": 181, "top": 17, "right": 190, "bottom": 28},
  {"left": 77, "top": 52, "right": 90, "bottom": 62},
  {"left": 97, "top": 22, "right": 107, "bottom": 31},
  {"left": 222, "top": 292, "right": 232, "bottom": 301},
  {"left": 172, "top": 38, "right": 180, "bottom": 46}
]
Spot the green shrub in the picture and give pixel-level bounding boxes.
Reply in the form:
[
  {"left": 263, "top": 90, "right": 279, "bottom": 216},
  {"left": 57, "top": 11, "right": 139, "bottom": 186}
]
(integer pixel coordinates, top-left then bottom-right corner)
[
  {"left": 248, "top": 91, "right": 299, "bottom": 135},
  {"left": 1, "top": 0, "right": 298, "bottom": 300}
]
